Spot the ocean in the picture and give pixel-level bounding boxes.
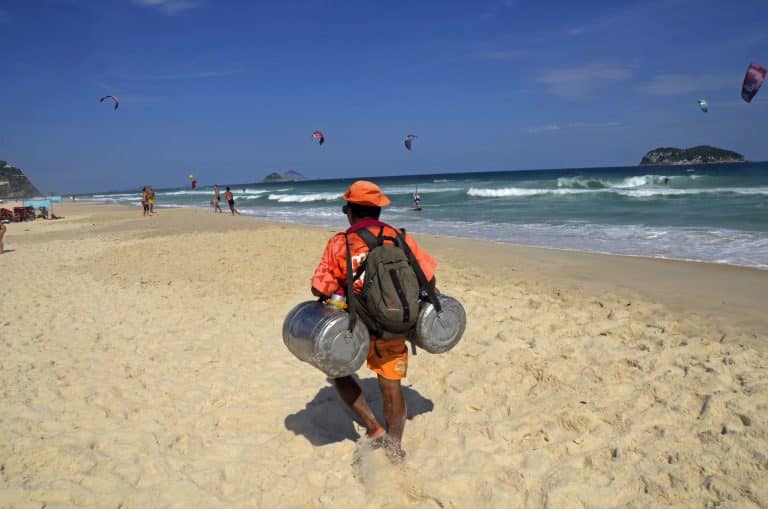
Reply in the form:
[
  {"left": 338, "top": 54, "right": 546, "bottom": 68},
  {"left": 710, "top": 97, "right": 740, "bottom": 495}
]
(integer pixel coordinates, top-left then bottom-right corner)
[{"left": 81, "top": 162, "right": 768, "bottom": 269}]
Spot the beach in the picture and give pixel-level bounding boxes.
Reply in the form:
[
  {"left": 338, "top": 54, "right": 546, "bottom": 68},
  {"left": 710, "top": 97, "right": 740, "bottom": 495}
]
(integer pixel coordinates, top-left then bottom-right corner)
[{"left": 1, "top": 202, "right": 767, "bottom": 508}]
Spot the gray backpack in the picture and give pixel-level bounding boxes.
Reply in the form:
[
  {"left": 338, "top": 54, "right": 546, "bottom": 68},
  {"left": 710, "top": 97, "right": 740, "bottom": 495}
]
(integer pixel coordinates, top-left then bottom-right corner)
[{"left": 345, "top": 224, "right": 440, "bottom": 340}]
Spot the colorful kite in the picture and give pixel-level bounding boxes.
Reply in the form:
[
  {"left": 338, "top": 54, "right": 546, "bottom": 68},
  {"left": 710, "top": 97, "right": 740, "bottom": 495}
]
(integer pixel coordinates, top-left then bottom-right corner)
[{"left": 741, "top": 62, "right": 766, "bottom": 103}]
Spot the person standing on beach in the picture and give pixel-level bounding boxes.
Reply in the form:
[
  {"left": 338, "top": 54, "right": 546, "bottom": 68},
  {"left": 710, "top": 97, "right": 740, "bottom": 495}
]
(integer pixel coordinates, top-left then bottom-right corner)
[
  {"left": 310, "top": 180, "right": 437, "bottom": 463},
  {"left": 0, "top": 222, "right": 6, "bottom": 254},
  {"left": 141, "top": 187, "right": 150, "bottom": 216},
  {"left": 147, "top": 186, "right": 156, "bottom": 214},
  {"left": 213, "top": 185, "right": 223, "bottom": 213},
  {"left": 224, "top": 187, "right": 240, "bottom": 216}
]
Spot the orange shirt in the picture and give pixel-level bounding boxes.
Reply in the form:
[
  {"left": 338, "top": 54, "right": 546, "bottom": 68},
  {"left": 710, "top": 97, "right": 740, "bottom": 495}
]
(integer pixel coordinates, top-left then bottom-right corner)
[{"left": 311, "top": 220, "right": 436, "bottom": 298}]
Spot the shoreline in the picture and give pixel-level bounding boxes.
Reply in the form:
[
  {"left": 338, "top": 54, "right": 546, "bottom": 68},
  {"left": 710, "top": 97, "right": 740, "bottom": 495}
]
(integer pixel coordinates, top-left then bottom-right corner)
[{"left": 76, "top": 199, "right": 768, "bottom": 271}]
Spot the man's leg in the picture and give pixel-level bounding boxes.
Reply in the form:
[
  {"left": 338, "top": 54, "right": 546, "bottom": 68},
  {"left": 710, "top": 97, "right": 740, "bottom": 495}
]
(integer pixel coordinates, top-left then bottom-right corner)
[
  {"left": 377, "top": 375, "right": 407, "bottom": 445},
  {"left": 333, "top": 376, "right": 385, "bottom": 439}
]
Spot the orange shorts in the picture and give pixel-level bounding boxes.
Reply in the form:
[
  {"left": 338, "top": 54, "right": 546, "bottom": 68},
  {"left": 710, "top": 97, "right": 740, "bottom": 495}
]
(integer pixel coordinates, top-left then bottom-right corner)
[{"left": 366, "top": 338, "right": 408, "bottom": 380}]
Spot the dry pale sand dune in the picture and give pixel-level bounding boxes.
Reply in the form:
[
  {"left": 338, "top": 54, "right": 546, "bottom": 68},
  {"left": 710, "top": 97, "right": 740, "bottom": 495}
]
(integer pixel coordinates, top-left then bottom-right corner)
[{"left": 1, "top": 203, "right": 766, "bottom": 508}]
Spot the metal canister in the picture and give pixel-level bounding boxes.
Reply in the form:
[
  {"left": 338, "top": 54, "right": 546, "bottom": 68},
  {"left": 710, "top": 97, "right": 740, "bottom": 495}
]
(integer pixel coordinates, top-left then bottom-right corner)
[
  {"left": 409, "top": 294, "right": 466, "bottom": 354},
  {"left": 282, "top": 301, "right": 370, "bottom": 378}
]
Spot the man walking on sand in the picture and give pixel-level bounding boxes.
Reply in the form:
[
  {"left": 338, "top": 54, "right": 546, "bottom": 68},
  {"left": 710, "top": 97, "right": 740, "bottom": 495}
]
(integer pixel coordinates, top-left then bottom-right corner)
[
  {"left": 310, "top": 180, "right": 437, "bottom": 463},
  {"left": 213, "top": 185, "right": 223, "bottom": 213},
  {"left": 224, "top": 186, "right": 240, "bottom": 216},
  {"left": 141, "top": 187, "right": 149, "bottom": 216},
  {"left": 147, "top": 186, "right": 156, "bottom": 214}
]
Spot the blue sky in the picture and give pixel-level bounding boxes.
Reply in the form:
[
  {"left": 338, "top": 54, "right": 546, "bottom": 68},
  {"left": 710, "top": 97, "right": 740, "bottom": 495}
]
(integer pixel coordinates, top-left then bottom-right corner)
[{"left": 1, "top": 0, "right": 766, "bottom": 193}]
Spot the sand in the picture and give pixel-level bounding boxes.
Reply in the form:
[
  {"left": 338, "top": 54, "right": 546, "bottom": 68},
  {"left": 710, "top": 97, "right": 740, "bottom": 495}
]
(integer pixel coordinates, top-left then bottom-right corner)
[{"left": 1, "top": 202, "right": 766, "bottom": 508}]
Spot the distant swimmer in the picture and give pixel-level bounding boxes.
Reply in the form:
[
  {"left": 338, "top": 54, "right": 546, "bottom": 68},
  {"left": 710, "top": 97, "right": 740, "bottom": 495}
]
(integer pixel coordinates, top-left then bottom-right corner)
[{"left": 663, "top": 177, "right": 670, "bottom": 185}]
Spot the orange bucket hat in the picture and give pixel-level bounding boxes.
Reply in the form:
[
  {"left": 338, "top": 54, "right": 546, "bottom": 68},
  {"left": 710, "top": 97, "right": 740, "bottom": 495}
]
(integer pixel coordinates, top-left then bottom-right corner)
[{"left": 342, "top": 180, "right": 391, "bottom": 207}]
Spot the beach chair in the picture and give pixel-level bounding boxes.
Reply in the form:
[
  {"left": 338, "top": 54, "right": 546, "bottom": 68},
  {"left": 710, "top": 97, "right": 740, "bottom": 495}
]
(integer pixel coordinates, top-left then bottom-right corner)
[
  {"left": 13, "top": 206, "right": 36, "bottom": 222},
  {"left": 0, "top": 208, "right": 13, "bottom": 222}
]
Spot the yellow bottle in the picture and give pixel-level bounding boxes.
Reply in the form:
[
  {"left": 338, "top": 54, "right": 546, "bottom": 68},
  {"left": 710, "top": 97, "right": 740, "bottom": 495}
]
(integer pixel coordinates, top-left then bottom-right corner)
[{"left": 327, "top": 293, "right": 348, "bottom": 310}]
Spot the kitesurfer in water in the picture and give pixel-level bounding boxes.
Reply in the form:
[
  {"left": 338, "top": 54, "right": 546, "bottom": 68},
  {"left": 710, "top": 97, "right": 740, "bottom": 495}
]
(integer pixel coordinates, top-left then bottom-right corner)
[{"left": 412, "top": 187, "right": 421, "bottom": 209}]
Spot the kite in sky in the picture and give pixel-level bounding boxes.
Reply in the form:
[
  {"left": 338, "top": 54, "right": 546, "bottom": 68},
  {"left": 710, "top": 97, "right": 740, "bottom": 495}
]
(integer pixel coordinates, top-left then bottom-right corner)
[
  {"left": 312, "top": 130, "right": 325, "bottom": 145},
  {"left": 404, "top": 134, "right": 417, "bottom": 151},
  {"left": 698, "top": 99, "right": 708, "bottom": 112},
  {"left": 100, "top": 95, "right": 119, "bottom": 110},
  {"left": 741, "top": 62, "right": 766, "bottom": 103}
]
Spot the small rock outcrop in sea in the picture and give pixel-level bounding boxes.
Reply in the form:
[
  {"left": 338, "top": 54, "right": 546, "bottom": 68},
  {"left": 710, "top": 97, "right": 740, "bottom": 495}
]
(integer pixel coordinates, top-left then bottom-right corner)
[
  {"left": 0, "top": 161, "right": 41, "bottom": 200},
  {"left": 640, "top": 146, "right": 745, "bottom": 165},
  {"left": 262, "top": 170, "right": 306, "bottom": 182}
]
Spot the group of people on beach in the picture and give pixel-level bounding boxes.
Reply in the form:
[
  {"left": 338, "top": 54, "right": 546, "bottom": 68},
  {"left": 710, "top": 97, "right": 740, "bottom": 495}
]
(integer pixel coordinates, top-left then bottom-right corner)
[
  {"left": 0, "top": 204, "right": 62, "bottom": 255},
  {"left": 141, "top": 186, "right": 155, "bottom": 216},
  {"left": 211, "top": 184, "right": 240, "bottom": 216},
  {"left": 139, "top": 184, "right": 242, "bottom": 217}
]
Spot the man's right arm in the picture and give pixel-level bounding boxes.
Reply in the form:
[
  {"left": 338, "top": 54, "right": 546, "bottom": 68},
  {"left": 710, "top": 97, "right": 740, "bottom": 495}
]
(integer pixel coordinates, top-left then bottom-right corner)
[{"left": 311, "top": 234, "right": 343, "bottom": 299}]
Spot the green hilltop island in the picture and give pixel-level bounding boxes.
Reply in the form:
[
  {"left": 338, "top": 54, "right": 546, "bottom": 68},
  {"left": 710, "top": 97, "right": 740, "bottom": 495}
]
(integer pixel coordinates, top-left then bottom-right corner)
[
  {"left": 261, "top": 170, "right": 306, "bottom": 182},
  {"left": 640, "top": 145, "right": 745, "bottom": 166},
  {"left": 0, "top": 160, "right": 41, "bottom": 200}
]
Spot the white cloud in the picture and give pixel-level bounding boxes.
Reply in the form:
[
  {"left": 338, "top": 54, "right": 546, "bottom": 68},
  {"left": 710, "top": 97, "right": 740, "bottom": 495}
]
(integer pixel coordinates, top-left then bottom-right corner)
[
  {"left": 567, "top": 121, "right": 621, "bottom": 128},
  {"left": 133, "top": 0, "right": 203, "bottom": 14},
  {"left": 635, "top": 73, "right": 733, "bottom": 96},
  {"left": 522, "top": 124, "right": 561, "bottom": 133},
  {"left": 536, "top": 63, "right": 632, "bottom": 100},
  {"left": 522, "top": 121, "right": 621, "bottom": 134}
]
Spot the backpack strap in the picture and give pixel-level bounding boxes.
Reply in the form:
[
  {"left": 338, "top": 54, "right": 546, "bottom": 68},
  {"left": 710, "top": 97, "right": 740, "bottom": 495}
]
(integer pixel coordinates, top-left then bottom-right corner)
[
  {"left": 396, "top": 229, "right": 442, "bottom": 313},
  {"left": 350, "top": 228, "right": 379, "bottom": 282},
  {"left": 355, "top": 227, "right": 380, "bottom": 251},
  {"left": 344, "top": 233, "right": 358, "bottom": 334}
]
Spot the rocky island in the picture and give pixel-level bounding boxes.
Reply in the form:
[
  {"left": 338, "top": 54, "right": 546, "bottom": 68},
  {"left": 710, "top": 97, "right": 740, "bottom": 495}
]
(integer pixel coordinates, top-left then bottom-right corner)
[
  {"left": 0, "top": 161, "right": 41, "bottom": 200},
  {"left": 640, "top": 145, "right": 744, "bottom": 166},
  {"left": 261, "top": 170, "right": 306, "bottom": 182}
]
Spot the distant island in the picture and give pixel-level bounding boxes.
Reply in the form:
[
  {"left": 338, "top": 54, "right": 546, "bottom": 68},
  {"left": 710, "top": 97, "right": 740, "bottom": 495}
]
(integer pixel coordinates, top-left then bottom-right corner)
[
  {"left": 640, "top": 145, "right": 745, "bottom": 166},
  {"left": 261, "top": 170, "right": 306, "bottom": 182},
  {"left": 0, "top": 160, "right": 41, "bottom": 200}
]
